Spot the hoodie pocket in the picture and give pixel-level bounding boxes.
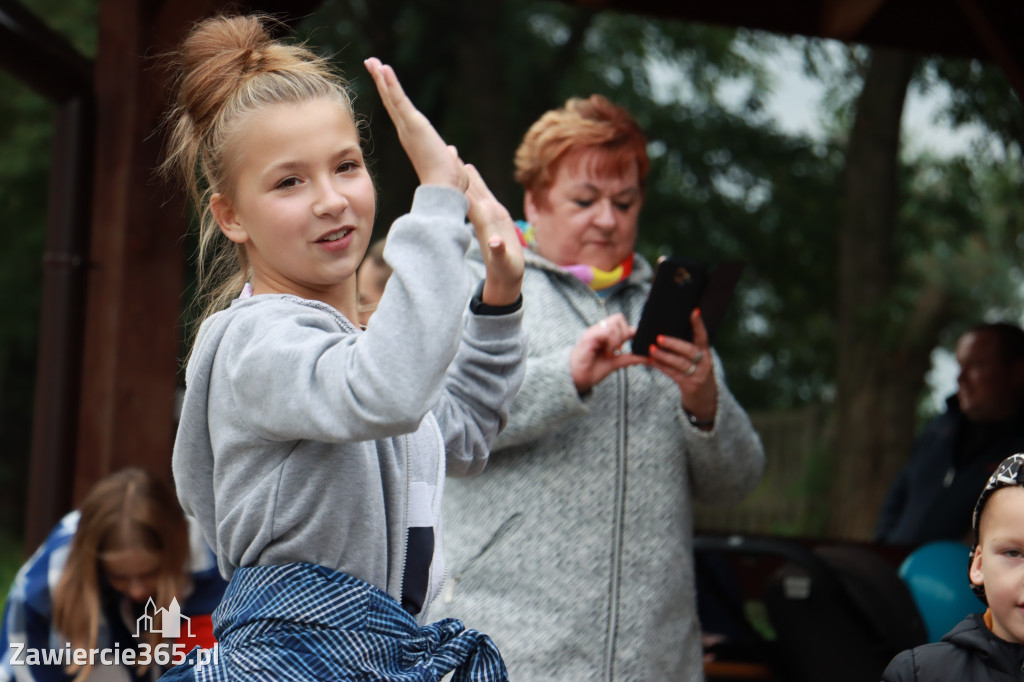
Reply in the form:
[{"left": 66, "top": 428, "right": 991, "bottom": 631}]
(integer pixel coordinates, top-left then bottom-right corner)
[{"left": 443, "top": 512, "right": 524, "bottom": 604}]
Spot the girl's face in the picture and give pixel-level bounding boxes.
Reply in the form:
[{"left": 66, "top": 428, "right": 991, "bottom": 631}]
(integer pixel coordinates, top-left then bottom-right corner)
[
  {"left": 212, "top": 97, "right": 376, "bottom": 314},
  {"left": 101, "top": 548, "right": 161, "bottom": 604},
  {"left": 524, "top": 147, "right": 642, "bottom": 272},
  {"left": 970, "top": 486, "right": 1024, "bottom": 643}
]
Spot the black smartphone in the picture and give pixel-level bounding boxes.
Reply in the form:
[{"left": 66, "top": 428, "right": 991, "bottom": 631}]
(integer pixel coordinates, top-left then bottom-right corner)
[{"left": 631, "top": 258, "right": 708, "bottom": 356}]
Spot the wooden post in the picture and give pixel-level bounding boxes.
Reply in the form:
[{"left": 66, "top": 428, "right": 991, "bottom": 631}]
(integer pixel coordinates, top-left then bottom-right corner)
[
  {"left": 72, "top": 0, "right": 212, "bottom": 503},
  {"left": 72, "top": 0, "right": 322, "bottom": 506}
]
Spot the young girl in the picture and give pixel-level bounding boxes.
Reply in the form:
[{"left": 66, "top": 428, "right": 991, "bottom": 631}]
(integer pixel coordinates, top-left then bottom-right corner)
[
  {"left": 0, "top": 468, "right": 225, "bottom": 682},
  {"left": 160, "top": 13, "right": 525, "bottom": 681}
]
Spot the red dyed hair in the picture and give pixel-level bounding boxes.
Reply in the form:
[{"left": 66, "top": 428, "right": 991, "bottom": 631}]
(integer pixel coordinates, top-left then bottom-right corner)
[{"left": 513, "top": 94, "right": 649, "bottom": 206}]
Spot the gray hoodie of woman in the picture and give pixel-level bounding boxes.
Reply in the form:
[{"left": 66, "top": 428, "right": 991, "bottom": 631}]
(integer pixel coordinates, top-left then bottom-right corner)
[{"left": 436, "top": 246, "right": 765, "bottom": 680}]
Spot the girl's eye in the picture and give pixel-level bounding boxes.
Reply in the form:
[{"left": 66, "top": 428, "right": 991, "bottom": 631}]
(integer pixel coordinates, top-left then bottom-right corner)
[
  {"left": 337, "top": 160, "right": 359, "bottom": 173},
  {"left": 1006, "top": 549, "right": 1023, "bottom": 558},
  {"left": 275, "top": 176, "right": 300, "bottom": 190}
]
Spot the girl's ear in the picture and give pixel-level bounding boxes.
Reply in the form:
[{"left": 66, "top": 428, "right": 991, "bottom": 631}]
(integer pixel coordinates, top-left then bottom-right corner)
[
  {"left": 969, "top": 547, "right": 985, "bottom": 588},
  {"left": 211, "top": 193, "right": 249, "bottom": 244}
]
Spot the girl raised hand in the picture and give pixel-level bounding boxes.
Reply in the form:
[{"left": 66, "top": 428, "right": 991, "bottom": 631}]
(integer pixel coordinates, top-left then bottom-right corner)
[
  {"left": 464, "top": 163, "right": 524, "bottom": 308},
  {"left": 364, "top": 57, "right": 468, "bottom": 192}
]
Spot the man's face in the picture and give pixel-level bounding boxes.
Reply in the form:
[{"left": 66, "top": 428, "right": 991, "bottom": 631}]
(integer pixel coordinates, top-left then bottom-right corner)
[{"left": 956, "top": 330, "right": 1019, "bottom": 422}]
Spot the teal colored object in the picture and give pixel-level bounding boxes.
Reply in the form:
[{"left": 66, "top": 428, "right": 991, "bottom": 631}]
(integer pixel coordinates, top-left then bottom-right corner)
[{"left": 899, "top": 541, "right": 981, "bottom": 643}]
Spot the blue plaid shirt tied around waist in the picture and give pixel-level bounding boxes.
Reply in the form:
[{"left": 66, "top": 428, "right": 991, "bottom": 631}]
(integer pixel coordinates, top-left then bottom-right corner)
[{"left": 160, "top": 562, "right": 508, "bottom": 681}]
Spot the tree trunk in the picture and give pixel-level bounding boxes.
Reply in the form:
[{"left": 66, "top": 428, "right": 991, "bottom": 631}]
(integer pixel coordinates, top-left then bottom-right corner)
[{"left": 830, "top": 48, "right": 922, "bottom": 540}]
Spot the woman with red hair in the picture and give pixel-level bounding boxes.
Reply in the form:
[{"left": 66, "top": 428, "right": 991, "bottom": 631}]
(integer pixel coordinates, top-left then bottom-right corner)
[{"left": 438, "top": 94, "right": 766, "bottom": 681}]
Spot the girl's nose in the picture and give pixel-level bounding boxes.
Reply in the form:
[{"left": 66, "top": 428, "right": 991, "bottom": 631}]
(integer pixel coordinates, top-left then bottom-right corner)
[{"left": 313, "top": 180, "right": 349, "bottom": 217}]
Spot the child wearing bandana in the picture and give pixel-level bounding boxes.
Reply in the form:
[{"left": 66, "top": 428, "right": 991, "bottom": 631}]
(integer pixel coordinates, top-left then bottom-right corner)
[{"left": 882, "top": 453, "right": 1024, "bottom": 680}]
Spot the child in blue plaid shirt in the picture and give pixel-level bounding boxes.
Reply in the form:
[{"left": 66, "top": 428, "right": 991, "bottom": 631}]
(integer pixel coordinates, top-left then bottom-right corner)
[{"left": 0, "top": 468, "right": 226, "bottom": 682}]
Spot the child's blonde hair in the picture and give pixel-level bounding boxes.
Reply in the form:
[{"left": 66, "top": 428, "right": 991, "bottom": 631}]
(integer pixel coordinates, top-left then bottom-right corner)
[
  {"left": 52, "top": 467, "right": 190, "bottom": 680},
  {"left": 160, "top": 13, "right": 358, "bottom": 327}
]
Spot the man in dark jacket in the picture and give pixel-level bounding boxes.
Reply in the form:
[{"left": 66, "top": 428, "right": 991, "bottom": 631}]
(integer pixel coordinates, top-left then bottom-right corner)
[{"left": 875, "top": 322, "right": 1024, "bottom": 546}]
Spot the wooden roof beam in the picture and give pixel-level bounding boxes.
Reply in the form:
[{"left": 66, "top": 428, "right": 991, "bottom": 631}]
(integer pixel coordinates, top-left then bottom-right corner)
[
  {"left": 820, "top": 0, "right": 888, "bottom": 42},
  {"left": 0, "top": 0, "right": 91, "bottom": 101},
  {"left": 954, "top": 0, "right": 1024, "bottom": 100}
]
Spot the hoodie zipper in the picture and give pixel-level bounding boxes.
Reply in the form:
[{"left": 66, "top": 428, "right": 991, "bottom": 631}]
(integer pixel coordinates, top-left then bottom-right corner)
[
  {"left": 395, "top": 433, "right": 411, "bottom": 609},
  {"left": 603, "top": 300, "right": 629, "bottom": 682}
]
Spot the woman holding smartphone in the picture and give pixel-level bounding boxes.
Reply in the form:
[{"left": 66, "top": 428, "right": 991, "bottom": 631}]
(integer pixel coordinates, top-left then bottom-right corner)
[{"left": 436, "top": 94, "right": 766, "bottom": 682}]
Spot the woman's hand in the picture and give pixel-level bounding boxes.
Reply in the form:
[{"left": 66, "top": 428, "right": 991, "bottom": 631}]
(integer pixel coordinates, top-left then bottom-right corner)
[
  {"left": 571, "top": 314, "right": 647, "bottom": 395},
  {"left": 648, "top": 308, "right": 717, "bottom": 426},
  {"left": 465, "top": 164, "right": 524, "bottom": 306},
  {"left": 364, "top": 58, "right": 468, "bottom": 191}
]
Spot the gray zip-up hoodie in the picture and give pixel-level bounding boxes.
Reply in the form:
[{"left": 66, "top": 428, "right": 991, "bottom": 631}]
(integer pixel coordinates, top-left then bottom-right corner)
[
  {"left": 436, "top": 246, "right": 765, "bottom": 680},
  {"left": 173, "top": 186, "right": 527, "bottom": 621}
]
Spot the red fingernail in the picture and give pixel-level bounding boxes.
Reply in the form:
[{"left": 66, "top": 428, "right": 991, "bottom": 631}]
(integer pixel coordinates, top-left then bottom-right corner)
[
  {"left": 695, "top": 307, "right": 701, "bottom": 317},
  {"left": 656, "top": 335, "right": 665, "bottom": 345},
  {"left": 649, "top": 344, "right": 657, "bottom": 355}
]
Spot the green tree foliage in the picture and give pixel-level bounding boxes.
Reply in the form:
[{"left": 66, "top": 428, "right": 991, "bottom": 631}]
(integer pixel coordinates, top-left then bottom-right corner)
[
  {"left": 0, "top": 73, "right": 49, "bottom": 536},
  {"left": 810, "top": 46, "right": 1024, "bottom": 403},
  {"left": 908, "top": 58, "right": 1024, "bottom": 360}
]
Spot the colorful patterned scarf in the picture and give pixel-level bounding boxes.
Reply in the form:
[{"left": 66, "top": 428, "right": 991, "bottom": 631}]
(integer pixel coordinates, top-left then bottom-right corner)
[{"left": 516, "top": 221, "right": 633, "bottom": 291}]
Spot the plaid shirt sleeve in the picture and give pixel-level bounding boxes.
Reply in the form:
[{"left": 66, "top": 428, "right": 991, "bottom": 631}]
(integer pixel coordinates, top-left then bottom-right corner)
[{"left": 0, "top": 512, "right": 80, "bottom": 682}]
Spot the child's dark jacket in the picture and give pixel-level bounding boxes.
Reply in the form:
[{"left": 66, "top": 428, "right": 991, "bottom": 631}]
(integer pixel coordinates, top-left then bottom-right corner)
[{"left": 882, "top": 612, "right": 1024, "bottom": 681}]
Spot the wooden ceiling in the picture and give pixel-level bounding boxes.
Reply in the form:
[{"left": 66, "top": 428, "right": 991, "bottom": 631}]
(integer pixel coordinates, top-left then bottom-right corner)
[{"left": 563, "top": 0, "right": 1024, "bottom": 95}]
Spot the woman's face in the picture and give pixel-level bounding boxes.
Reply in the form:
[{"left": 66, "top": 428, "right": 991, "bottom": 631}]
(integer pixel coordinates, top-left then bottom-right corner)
[{"left": 524, "top": 147, "right": 643, "bottom": 272}]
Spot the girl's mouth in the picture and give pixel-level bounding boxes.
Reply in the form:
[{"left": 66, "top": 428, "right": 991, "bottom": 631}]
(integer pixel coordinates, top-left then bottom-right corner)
[{"left": 319, "top": 228, "right": 353, "bottom": 243}]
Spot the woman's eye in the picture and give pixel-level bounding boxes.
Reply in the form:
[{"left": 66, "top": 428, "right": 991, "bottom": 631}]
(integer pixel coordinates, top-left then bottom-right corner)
[
  {"left": 337, "top": 160, "right": 359, "bottom": 173},
  {"left": 615, "top": 202, "right": 634, "bottom": 212},
  {"left": 573, "top": 199, "right": 594, "bottom": 208}
]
